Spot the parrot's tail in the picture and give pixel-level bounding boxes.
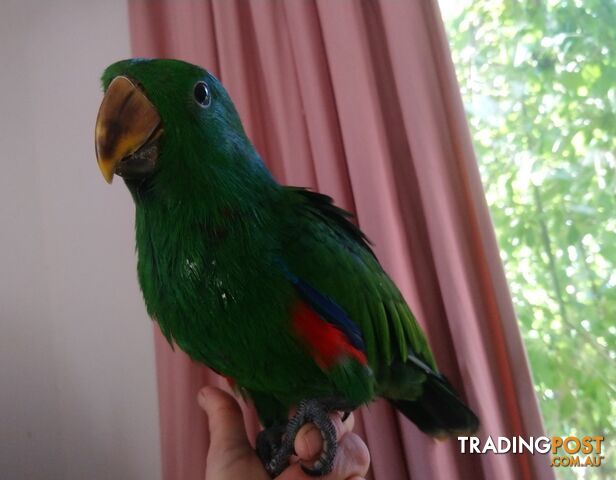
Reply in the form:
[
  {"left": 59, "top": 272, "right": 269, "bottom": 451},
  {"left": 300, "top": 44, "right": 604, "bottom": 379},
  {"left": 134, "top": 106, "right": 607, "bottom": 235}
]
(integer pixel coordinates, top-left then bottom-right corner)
[{"left": 390, "top": 373, "right": 479, "bottom": 438}]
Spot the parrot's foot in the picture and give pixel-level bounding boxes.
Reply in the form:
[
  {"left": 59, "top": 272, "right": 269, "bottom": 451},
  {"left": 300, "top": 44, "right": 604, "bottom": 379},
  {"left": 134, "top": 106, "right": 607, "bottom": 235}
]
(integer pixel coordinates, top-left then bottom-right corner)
[
  {"left": 258, "top": 399, "right": 339, "bottom": 478},
  {"left": 256, "top": 423, "right": 288, "bottom": 474}
]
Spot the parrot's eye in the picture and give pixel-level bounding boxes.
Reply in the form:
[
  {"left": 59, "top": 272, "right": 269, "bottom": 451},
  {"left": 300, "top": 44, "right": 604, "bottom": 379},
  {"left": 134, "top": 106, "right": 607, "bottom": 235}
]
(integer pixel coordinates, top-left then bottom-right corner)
[{"left": 193, "top": 81, "right": 211, "bottom": 108}]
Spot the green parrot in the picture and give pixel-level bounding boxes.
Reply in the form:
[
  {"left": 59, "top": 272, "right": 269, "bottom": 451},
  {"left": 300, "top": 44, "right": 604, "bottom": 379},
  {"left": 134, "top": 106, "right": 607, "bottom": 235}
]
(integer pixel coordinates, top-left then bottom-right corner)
[{"left": 95, "top": 58, "right": 478, "bottom": 477}]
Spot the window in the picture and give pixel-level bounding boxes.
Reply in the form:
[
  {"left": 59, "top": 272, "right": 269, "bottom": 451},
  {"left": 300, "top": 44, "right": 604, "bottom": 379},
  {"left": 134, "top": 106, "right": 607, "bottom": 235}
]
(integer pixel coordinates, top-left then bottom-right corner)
[{"left": 439, "top": 1, "right": 615, "bottom": 477}]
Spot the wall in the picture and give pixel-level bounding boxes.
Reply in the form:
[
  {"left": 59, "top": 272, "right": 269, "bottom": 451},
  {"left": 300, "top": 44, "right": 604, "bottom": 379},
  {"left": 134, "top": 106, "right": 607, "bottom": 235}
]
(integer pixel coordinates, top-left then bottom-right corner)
[{"left": 0, "top": 1, "right": 162, "bottom": 479}]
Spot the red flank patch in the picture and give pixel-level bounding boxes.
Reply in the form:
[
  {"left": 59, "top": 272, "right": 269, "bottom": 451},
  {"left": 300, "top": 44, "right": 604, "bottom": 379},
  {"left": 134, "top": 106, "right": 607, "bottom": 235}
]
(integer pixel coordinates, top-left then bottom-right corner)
[{"left": 292, "top": 300, "right": 367, "bottom": 369}]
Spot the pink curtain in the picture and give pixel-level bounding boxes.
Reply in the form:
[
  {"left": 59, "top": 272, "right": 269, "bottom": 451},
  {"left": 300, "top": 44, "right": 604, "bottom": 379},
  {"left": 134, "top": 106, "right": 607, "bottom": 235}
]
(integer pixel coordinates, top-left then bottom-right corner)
[{"left": 128, "top": 1, "right": 553, "bottom": 479}]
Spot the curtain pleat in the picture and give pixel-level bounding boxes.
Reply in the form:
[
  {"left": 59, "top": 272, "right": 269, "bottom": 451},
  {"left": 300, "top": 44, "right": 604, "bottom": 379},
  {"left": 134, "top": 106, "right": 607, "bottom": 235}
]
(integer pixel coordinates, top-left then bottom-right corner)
[{"left": 128, "top": 1, "right": 553, "bottom": 479}]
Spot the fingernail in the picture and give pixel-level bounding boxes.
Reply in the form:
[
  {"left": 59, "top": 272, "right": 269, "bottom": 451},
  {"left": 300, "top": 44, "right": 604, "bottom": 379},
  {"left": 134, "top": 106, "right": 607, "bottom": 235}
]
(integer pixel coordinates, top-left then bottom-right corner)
[{"left": 197, "top": 388, "right": 208, "bottom": 409}]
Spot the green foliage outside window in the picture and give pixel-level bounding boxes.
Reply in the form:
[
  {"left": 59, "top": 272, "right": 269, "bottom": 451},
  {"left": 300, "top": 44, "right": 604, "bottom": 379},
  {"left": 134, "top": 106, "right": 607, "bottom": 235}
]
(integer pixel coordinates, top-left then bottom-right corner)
[{"left": 439, "top": 0, "right": 615, "bottom": 477}]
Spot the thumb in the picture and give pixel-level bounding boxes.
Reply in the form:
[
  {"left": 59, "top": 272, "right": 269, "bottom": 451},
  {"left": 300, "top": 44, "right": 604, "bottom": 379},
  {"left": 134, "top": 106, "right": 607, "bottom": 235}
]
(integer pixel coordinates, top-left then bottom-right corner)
[{"left": 198, "top": 386, "right": 252, "bottom": 456}]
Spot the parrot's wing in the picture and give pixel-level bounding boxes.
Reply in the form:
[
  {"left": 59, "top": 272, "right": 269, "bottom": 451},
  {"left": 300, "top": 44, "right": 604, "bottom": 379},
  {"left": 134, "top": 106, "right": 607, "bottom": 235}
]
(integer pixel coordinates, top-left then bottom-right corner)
[
  {"left": 280, "top": 188, "right": 437, "bottom": 376},
  {"left": 281, "top": 189, "right": 479, "bottom": 435},
  {"left": 278, "top": 266, "right": 370, "bottom": 371}
]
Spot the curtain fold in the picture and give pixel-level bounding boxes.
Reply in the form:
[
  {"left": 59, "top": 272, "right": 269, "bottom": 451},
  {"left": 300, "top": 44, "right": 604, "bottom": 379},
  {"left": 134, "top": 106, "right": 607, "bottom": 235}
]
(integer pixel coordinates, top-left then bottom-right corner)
[{"left": 128, "top": 1, "right": 553, "bottom": 479}]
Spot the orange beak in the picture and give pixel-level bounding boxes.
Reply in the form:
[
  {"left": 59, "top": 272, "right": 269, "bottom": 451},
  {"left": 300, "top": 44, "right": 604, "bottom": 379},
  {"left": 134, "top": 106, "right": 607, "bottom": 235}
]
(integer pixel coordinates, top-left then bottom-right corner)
[{"left": 95, "top": 76, "right": 162, "bottom": 183}]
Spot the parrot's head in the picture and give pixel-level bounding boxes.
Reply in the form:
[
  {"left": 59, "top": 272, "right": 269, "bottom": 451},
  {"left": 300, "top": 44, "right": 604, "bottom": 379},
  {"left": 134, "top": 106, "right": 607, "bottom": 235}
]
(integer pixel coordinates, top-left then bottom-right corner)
[{"left": 95, "top": 58, "right": 270, "bottom": 204}]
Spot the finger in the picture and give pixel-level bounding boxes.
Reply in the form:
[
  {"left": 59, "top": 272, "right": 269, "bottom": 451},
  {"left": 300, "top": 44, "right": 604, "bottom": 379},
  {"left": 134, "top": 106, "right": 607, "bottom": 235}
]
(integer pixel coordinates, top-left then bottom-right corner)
[
  {"left": 343, "top": 412, "right": 355, "bottom": 432},
  {"left": 279, "top": 432, "right": 370, "bottom": 480},
  {"left": 294, "top": 412, "right": 351, "bottom": 461},
  {"left": 323, "top": 432, "right": 370, "bottom": 480},
  {"left": 197, "top": 386, "right": 252, "bottom": 455}
]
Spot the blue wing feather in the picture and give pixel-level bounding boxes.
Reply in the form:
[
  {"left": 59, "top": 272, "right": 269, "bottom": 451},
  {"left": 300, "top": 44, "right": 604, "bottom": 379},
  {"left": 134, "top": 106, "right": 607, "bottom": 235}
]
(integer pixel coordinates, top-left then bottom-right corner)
[{"left": 277, "top": 260, "right": 366, "bottom": 353}]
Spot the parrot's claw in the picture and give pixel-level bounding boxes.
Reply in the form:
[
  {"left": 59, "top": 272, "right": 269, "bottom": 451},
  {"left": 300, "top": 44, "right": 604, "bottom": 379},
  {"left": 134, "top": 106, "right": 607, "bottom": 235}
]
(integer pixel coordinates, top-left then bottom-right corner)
[
  {"left": 256, "top": 423, "right": 288, "bottom": 475},
  {"left": 258, "top": 399, "right": 338, "bottom": 478},
  {"left": 292, "top": 400, "right": 337, "bottom": 477}
]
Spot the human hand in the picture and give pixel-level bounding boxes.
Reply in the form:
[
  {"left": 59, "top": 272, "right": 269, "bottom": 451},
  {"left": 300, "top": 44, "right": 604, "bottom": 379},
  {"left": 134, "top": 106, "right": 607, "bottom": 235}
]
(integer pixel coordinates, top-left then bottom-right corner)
[{"left": 198, "top": 386, "right": 370, "bottom": 480}]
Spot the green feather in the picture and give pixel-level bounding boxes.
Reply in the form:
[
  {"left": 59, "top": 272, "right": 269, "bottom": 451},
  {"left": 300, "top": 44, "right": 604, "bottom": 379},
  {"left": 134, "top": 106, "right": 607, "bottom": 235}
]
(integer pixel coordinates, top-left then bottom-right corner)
[
  {"left": 357, "top": 295, "right": 378, "bottom": 368},
  {"left": 372, "top": 301, "right": 392, "bottom": 367},
  {"left": 387, "top": 300, "right": 408, "bottom": 361}
]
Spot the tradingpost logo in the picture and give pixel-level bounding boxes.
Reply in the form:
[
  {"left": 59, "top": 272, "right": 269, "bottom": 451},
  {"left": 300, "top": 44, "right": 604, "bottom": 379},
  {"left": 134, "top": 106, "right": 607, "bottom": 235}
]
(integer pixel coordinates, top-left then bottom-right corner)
[{"left": 457, "top": 436, "right": 605, "bottom": 468}]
